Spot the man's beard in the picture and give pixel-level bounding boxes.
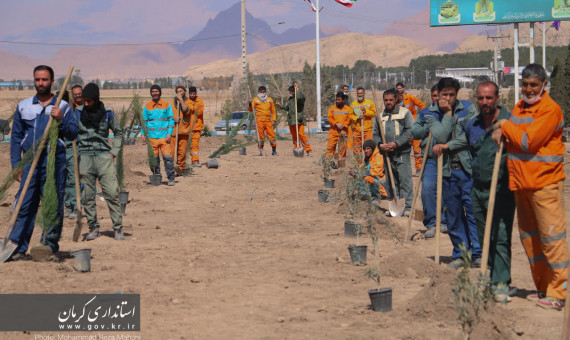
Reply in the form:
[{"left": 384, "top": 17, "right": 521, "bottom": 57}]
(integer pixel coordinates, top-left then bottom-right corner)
[
  {"left": 152, "top": 95, "right": 160, "bottom": 101},
  {"left": 480, "top": 104, "right": 496, "bottom": 116},
  {"left": 35, "top": 83, "right": 51, "bottom": 96}
]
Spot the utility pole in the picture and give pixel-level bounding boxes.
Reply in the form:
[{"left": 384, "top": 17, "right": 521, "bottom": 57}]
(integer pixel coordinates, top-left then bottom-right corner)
[
  {"left": 241, "top": 0, "right": 247, "bottom": 80},
  {"left": 425, "top": 69, "right": 429, "bottom": 87},
  {"left": 542, "top": 22, "right": 546, "bottom": 68},
  {"left": 488, "top": 25, "right": 505, "bottom": 85},
  {"left": 514, "top": 23, "right": 520, "bottom": 103},
  {"left": 412, "top": 65, "right": 415, "bottom": 89},
  {"left": 315, "top": 0, "right": 322, "bottom": 130},
  {"left": 530, "top": 22, "right": 535, "bottom": 64}
]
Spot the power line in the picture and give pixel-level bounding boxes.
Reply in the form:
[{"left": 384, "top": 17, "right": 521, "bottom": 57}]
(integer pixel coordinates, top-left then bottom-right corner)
[{"left": 0, "top": 33, "right": 241, "bottom": 47}]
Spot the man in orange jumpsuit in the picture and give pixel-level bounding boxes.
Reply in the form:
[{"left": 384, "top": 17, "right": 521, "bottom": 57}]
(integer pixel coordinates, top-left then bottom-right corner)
[
  {"left": 249, "top": 86, "right": 278, "bottom": 156},
  {"left": 493, "top": 63, "right": 568, "bottom": 310},
  {"left": 187, "top": 86, "right": 204, "bottom": 166},
  {"left": 350, "top": 87, "right": 376, "bottom": 155},
  {"left": 397, "top": 82, "right": 426, "bottom": 176},
  {"left": 171, "top": 85, "right": 191, "bottom": 174},
  {"left": 326, "top": 91, "right": 354, "bottom": 164},
  {"left": 362, "top": 139, "right": 388, "bottom": 199}
]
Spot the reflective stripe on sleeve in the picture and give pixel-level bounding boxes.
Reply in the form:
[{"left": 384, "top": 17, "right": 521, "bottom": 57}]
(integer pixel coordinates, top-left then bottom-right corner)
[
  {"left": 508, "top": 153, "right": 563, "bottom": 163},
  {"left": 510, "top": 116, "right": 535, "bottom": 125},
  {"left": 541, "top": 231, "right": 566, "bottom": 244}
]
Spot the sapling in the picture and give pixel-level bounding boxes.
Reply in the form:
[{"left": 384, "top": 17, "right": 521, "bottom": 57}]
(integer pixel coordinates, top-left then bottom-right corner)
[
  {"left": 315, "top": 154, "right": 334, "bottom": 181},
  {"left": 345, "top": 152, "right": 366, "bottom": 242},
  {"left": 40, "top": 120, "right": 61, "bottom": 243},
  {"left": 116, "top": 106, "right": 129, "bottom": 191},
  {"left": 209, "top": 105, "right": 253, "bottom": 158},
  {"left": 451, "top": 244, "right": 494, "bottom": 340}
]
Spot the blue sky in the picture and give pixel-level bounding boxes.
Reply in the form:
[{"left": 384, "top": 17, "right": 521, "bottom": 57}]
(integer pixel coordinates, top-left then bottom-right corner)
[{"left": 0, "top": 0, "right": 433, "bottom": 57}]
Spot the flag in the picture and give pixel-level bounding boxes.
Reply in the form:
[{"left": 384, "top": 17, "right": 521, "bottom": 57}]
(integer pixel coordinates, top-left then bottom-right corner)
[
  {"left": 552, "top": 21, "right": 561, "bottom": 31},
  {"left": 334, "top": 0, "right": 357, "bottom": 7},
  {"left": 304, "top": 0, "right": 316, "bottom": 11}
]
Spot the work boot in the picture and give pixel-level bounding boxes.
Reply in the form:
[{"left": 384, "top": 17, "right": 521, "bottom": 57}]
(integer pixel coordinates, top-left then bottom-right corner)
[
  {"left": 7, "top": 252, "right": 30, "bottom": 262},
  {"left": 85, "top": 227, "right": 100, "bottom": 241},
  {"left": 424, "top": 227, "right": 436, "bottom": 239},
  {"left": 114, "top": 229, "right": 125, "bottom": 241},
  {"left": 440, "top": 224, "right": 448, "bottom": 234},
  {"left": 272, "top": 146, "right": 278, "bottom": 156},
  {"left": 174, "top": 165, "right": 182, "bottom": 177},
  {"left": 67, "top": 210, "right": 77, "bottom": 219},
  {"left": 168, "top": 180, "right": 175, "bottom": 186},
  {"left": 192, "top": 161, "right": 200, "bottom": 167},
  {"left": 471, "top": 258, "right": 482, "bottom": 268},
  {"left": 447, "top": 258, "right": 463, "bottom": 270}
]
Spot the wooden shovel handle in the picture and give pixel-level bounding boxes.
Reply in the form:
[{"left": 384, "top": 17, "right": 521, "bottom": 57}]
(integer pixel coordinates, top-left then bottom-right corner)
[
  {"left": 4, "top": 65, "right": 74, "bottom": 245},
  {"left": 480, "top": 141, "right": 504, "bottom": 274},
  {"left": 435, "top": 153, "right": 443, "bottom": 264},
  {"left": 405, "top": 132, "right": 432, "bottom": 242},
  {"left": 370, "top": 86, "right": 399, "bottom": 206}
]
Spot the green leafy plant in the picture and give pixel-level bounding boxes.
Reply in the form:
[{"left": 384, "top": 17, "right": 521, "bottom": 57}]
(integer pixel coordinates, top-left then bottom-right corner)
[
  {"left": 209, "top": 105, "right": 253, "bottom": 159},
  {"left": 451, "top": 244, "right": 494, "bottom": 340},
  {"left": 345, "top": 152, "right": 367, "bottom": 244},
  {"left": 40, "top": 120, "right": 61, "bottom": 243},
  {"left": 315, "top": 154, "right": 334, "bottom": 181},
  {"left": 116, "top": 106, "right": 129, "bottom": 191},
  {"left": 201, "top": 124, "right": 212, "bottom": 137}
]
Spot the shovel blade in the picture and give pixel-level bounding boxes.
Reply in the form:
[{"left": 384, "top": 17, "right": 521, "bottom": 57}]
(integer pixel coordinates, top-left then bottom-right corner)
[
  {"left": 293, "top": 148, "right": 304, "bottom": 158},
  {"left": 389, "top": 199, "right": 406, "bottom": 217},
  {"left": 72, "top": 212, "right": 83, "bottom": 242},
  {"left": 0, "top": 240, "right": 18, "bottom": 263}
]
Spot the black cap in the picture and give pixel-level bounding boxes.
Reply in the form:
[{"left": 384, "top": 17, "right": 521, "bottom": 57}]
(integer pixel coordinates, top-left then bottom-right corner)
[
  {"left": 363, "top": 139, "right": 376, "bottom": 151},
  {"left": 82, "top": 83, "right": 100, "bottom": 100},
  {"left": 150, "top": 84, "right": 162, "bottom": 95}
]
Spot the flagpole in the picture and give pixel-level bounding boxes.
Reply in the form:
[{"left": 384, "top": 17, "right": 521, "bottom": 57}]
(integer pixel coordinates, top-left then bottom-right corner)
[
  {"left": 316, "top": 0, "right": 322, "bottom": 131},
  {"left": 542, "top": 21, "right": 546, "bottom": 68}
]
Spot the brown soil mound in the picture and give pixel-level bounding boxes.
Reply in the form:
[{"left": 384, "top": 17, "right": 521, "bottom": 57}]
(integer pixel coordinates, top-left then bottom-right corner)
[{"left": 380, "top": 249, "right": 441, "bottom": 280}]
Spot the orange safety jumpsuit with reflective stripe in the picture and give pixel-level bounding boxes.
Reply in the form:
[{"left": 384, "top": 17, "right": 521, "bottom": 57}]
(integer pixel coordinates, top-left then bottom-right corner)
[
  {"left": 350, "top": 99, "right": 376, "bottom": 152},
  {"left": 326, "top": 104, "right": 354, "bottom": 160},
  {"left": 364, "top": 147, "right": 388, "bottom": 197},
  {"left": 501, "top": 91, "right": 568, "bottom": 300},
  {"left": 170, "top": 98, "right": 193, "bottom": 169},
  {"left": 249, "top": 97, "right": 277, "bottom": 148},
  {"left": 403, "top": 94, "right": 426, "bottom": 170},
  {"left": 188, "top": 97, "right": 204, "bottom": 163}
]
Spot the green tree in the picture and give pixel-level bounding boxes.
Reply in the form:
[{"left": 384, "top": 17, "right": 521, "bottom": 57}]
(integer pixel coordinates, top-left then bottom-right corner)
[{"left": 550, "top": 45, "right": 570, "bottom": 126}]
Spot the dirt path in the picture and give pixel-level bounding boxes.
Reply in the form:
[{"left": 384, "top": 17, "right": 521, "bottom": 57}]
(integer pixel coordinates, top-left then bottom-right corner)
[{"left": 0, "top": 135, "right": 568, "bottom": 339}]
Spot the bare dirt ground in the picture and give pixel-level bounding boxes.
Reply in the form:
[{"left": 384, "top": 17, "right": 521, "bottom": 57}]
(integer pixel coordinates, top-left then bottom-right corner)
[{"left": 0, "top": 90, "right": 569, "bottom": 339}]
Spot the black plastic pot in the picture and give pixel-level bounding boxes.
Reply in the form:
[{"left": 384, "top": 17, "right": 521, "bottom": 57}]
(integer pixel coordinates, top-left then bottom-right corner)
[
  {"left": 348, "top": 245, "right": 367, "bottom": 265},
  {"left": 324, "top": 178, "right": 335, "bottom": 188},
  {"left": 318, "top": 189, "right": 329, "bottom": 203},
  {"left": 239, "top": 147, "right": 246, "bottom": 155},
  {"left": 149, "top": 174, "right": 162, "bottom": 186},
  {"left": 119, "top": 191, "right": 129, "bottom": 204},
  {"left": 344, "top": 220, "right": 362, "bottom": 237},
  {"left": 368, "top": 288, "right": 392, "bottom": 312}
]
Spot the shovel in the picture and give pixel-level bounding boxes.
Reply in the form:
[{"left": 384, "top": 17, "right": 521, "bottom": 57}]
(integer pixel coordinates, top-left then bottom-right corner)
[
  {"left": 371, "top": 86, "right": 405, "bottom": 217},
  {"left": 173, "top": 101, "right": 181, "bottom": 176},
  {"left": 247, "top": 87, "right": 264, "bottom": 156},
  {"left": 71, "top": 140, "right": 84, "bottom": 242},
  {"left": 405, "top": 132, "right": 432, "bottom": 242},
  {"left": 435, "top": 153, "right": 443, "bottom": 264},
  {"left": 293, "top": 87, "right": 304, "bottom": 157},
  {"left": 480, "top": 141, "right": 504, "bottom": 275},
  {"left": 0, "top": 65, "right": 74, "bottom": 262}
]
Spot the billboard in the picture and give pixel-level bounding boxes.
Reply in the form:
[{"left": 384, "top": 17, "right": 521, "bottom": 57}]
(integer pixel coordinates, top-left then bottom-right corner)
[{"left": 430, "top": 0, "right": 570, "bottom": 26}]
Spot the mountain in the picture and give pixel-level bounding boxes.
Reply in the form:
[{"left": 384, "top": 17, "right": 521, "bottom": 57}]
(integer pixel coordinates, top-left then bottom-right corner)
[
  {"left": 177, "top": 2, "right": 345, "bottom": 58},
  {"left": 183, "top": 32, "right": 436, "bottom": 79},
  {"left": 381, "top": 6, "right": 473, "bottom": 53}
]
